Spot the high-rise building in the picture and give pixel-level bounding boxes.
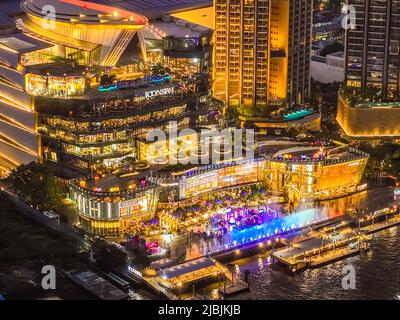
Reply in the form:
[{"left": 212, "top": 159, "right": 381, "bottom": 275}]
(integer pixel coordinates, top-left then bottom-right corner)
[
  {"left": 344, "top": 0, "right": 400, "bottom": 98},
  {"left": 0, "top": 0, "right": 215, "bottom": 175},
  {"left": 213, "top": 0, "right": 313, "bottom": 114}
]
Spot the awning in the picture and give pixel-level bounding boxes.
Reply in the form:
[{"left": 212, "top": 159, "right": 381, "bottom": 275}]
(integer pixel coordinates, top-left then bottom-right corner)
[
  {"left": 150, "top": 258, "right": 176, "bottom": 270},
  {"left": 0, "top": 33, "right": 52, "bottom": 54},
  {"left": 159, "top": 257, "right": 216, "bottom": 279}
]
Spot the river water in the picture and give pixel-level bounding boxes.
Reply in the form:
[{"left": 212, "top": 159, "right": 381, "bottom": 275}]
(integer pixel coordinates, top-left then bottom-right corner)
[
  {"left": 149, "top": 187, "right": 399, "bottom": 300},
  {"left": 228, "top": 187, "right": 400, "bottom": 300},
  {"left": 230, "top": 226, "right": 400, "bottom": 299},
  {"left": 184, "top": 188, "right": 389, "bottom": 259}
]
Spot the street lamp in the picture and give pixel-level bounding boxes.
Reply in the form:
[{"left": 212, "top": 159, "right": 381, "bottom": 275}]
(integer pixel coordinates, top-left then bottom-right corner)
[{"left": 178, "top": 282, "right": 183, "bottom": 300}]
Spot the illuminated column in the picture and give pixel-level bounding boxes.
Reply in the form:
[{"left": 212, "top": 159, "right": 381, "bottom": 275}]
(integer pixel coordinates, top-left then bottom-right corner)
[
  {"left": 137, "top": 29, "right": 148, "bottom": 68},
  {"left": 35, "top": 111, "right": 43, "bottom": 164}
]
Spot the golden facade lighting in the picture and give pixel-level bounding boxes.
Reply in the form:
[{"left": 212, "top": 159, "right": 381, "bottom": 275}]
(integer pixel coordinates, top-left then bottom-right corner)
[{"left": 213, "top": 0, "right": 312, "bottom": 113}]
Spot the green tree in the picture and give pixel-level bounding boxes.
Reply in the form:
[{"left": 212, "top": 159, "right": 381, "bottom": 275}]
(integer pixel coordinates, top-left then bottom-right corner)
[
  {"left": 151, "top": 63, "right": 171, "bottom": 76},
  {"left": 100, "top": 73, "right": 116, "bottom": 87},
  {"left": 92, "top": 238, "right": 127, "bottom": 269},
  {"left": 9, "top": 162, "right": 65, "bottom": 211}
]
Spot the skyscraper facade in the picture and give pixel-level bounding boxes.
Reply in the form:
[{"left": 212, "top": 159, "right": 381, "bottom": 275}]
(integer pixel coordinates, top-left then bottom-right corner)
[
  {"left": 213, "top": 0, "right": 312, "bottom": 114},
  {"left": 345, "top": 0, "right": 400, "bottom": 98},
  {"left": 336, "top": 0, "right": 400, "bottom": 140}
]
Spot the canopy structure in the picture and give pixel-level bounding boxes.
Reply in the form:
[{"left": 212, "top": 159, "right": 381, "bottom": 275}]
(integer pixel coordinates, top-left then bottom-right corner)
[
  {"left": 21, "top": 0, "right": 148, "bottom": 26},
  {"left": 16, "top": 17, "right": 99, "bottom": 52},
  {"left": 0, "top": 33, "right": 52, "bottom": 54},
  {"left": 160, "top": 257, "right": 216, "bottom": 279},
  {"left": 156, "top": 257, "right": 230, "bottom": 289},
  {"left": 19, "top": 0, "right": 148, "bottom": 66},
  {"left": 97, "top": 0, "right": 212, "bottom": 20},
  {"left": 150, "top": 258, "right": 176, "bottom": 271}
]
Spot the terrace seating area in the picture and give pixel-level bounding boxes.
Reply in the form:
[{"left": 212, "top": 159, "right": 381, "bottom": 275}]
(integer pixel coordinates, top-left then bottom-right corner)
[
  {"left": 76, "top": 91, "right": 194, "bottom": 119},
  {"left": 35, "top": 87, "right": 195, "bottom": 118}
]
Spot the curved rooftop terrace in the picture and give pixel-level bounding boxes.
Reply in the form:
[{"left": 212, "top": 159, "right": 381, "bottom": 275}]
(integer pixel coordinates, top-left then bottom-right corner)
[{"left": 21, "top": 0, "right": 148, "bottom": 26}]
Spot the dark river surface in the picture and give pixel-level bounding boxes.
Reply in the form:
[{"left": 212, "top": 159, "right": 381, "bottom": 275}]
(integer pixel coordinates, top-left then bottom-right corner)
[
  {"left": 229, "top": 226, "right": 400, "bottom": 299},
  {"left": 228, "top": 187, "right": 400, "bottom": 300}
]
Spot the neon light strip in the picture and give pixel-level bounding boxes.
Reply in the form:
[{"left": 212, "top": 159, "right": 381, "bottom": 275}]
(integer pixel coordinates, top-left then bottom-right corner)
[
  {"left": 0, "top": 134, "right": 37, "bottom": 156},
  {"left": 60, "top": 0, "right": 148, "bottom": 25},
  {"left": 98, "top": 85, "right": 117, "bottom": 92},
  {"left": 0, "top": 139, "right": 37, "bottom": 156},
  {"left": 0, "top": 152, "right": 19, "bottom": 167},
  {"left": 0, "top": 44, "right": 18, "bottom": 54},
  {"left": 0, "top": 96, "right": 33, "bottom": 113},
  {"left": 337, "top": 117, "right": 400, "bottom": 138},
  {"left": 0, "top": 116, "right": 36, "bottom": 135},
  {"left": 223, "top": 207, "right": 341, "bottom": 246},
  {"left": 0, "top": 165, "right": 12, "bottom": 173}
]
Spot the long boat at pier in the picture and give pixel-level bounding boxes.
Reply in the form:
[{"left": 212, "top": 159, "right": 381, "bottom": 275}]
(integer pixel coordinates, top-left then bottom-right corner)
[{"left": 271, "top": 227, "right": 372, "bottom": 273}]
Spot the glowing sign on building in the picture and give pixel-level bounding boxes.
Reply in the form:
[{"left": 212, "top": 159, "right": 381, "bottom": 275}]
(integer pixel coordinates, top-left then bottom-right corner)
[
  {"left": 144, "top": 86, "right": 175, "bottom": 98},
  {"left": 25, "top": 74, "right": 85, "bottom": 97},
  {"left": 98, "top": 75, "right": 172, "bottom": 92}
]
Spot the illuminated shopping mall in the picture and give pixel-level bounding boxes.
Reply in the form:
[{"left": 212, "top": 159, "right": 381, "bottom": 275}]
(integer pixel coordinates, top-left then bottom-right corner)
[
  {"left": 0, "top": 0, "right": 215, "bottom": 175},
  {"left": 70, "top": 145, "right": 369, "bottom": 236},
  {"left": 69, "top": 173, "right": 159, "bottom": 235},
  {"left": 0, "top": 0, "right": 369, "bottom": 237}
]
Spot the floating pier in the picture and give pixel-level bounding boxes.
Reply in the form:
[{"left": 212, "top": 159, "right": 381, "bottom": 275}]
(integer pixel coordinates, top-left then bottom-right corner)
[
  {"left": 360, "top": 212, "right": 400, "bottom": 234},
  {"left": 271, "top": 227, "right": 371, "bottom": 272}
]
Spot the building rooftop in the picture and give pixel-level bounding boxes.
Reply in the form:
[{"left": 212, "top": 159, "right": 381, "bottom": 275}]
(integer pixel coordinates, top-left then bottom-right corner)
[
  {"left": 159, "top": 257, "right": 215, "bottom": 279},
  {"left": 0, "top": 9, "right": 18, "bottom": 36},
  {"left": 354, "top": 101, "right": 400, "bottom": 109},
  {"left": 95, "top": 0, "right": 212, "bottom": 20},
  {"left": 21, "top": 0, "right": 148, "bottom": 26},
  {"left": 150, "top": 19, "right": 210, "bottom": 38},
  {"left": 0, "top": 0, "right": 21, "bottom": 25},
  {"left": 83, "top": 172, "right": 149, "bottom": 193},
  {"left": 272, "top": 146, "right": 368, "bottom": 163},
  {"left": 0, "top": 32, "right": 52, "bottom": 53},
  {"left": 327, "top": 51, "right": 344, "bottom": 58}
]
